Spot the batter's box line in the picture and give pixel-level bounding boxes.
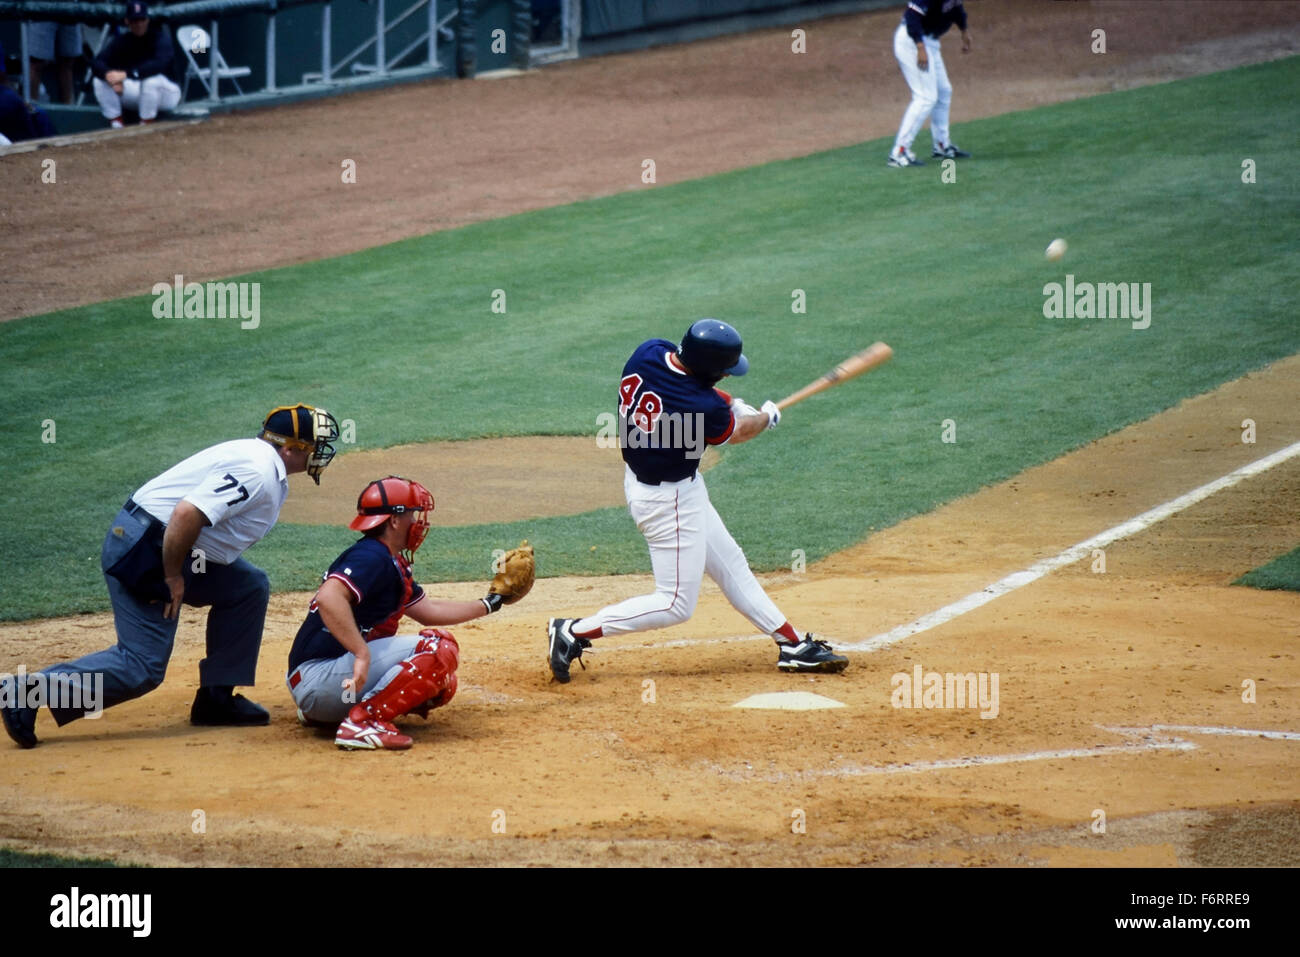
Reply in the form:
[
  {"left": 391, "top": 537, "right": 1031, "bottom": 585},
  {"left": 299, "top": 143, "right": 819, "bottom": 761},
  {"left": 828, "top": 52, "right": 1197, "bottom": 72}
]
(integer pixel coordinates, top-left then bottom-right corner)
[
  {"left": 1100, "top": 723, "right": 1300, "bottom": 742},
  {"left": 600, "top": 633, "right": 769, "bottom": 652},
  {"left": 839, "top": 438, "right": 1300, "bottom": 653},
  {"left": 705, "top": 730, "right": 1200, "bottom": 782}
]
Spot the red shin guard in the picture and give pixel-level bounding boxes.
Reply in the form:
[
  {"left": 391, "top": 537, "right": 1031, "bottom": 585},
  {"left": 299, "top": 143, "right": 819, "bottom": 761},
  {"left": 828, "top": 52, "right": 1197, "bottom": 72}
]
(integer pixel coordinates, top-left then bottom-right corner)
[{"left": 360, "top": 632, "right": 460, "bottom": 722}]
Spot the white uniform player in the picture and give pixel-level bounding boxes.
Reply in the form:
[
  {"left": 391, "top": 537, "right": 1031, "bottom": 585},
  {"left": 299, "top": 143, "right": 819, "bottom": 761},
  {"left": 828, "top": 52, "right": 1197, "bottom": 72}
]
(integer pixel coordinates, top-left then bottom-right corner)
[
  {"left": 888, "top": 0, "right": 972, "bottom": 168},
  {"left": 546, "top": 319, "right": 848, "bottom": 681}
]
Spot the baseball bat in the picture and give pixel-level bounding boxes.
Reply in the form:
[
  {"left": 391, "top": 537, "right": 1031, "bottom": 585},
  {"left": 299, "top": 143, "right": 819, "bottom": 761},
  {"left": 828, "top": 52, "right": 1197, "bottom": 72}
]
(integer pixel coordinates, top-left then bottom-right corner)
[{"left": 775, "top": 342, "right": 893, "bottom": 411}]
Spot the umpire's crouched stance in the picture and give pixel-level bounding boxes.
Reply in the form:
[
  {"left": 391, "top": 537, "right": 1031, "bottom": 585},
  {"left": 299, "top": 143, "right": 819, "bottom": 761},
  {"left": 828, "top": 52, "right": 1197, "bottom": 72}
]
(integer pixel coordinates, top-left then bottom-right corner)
[{"left": 1, "top": 405, "right": 340, "bottom": 748}]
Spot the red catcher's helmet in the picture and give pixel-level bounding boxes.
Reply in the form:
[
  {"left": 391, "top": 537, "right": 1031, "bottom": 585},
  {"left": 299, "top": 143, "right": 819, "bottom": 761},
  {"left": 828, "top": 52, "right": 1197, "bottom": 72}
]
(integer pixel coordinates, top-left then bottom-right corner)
[{"left": 349, "top": 476, "right": 434, "bottom": 558}]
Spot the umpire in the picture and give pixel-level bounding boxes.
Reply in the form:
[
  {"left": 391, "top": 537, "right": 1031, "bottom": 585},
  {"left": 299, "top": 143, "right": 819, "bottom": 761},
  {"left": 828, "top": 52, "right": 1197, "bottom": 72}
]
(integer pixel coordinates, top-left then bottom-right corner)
[{"left": 1, "top": 405, "right": 339, "bottom": 749}]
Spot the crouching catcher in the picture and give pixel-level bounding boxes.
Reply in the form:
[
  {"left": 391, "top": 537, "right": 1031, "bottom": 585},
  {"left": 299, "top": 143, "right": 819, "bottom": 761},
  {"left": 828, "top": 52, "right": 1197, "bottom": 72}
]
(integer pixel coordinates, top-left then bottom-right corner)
[{"left": 285, "top": 475, "right": 534, "bottom": 750}]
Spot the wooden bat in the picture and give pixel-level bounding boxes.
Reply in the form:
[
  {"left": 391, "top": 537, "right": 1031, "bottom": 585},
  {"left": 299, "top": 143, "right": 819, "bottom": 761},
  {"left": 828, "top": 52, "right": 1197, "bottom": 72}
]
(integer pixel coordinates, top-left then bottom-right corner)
[{"left": 776, "top": 342, "right": 893, "bottom": 411}]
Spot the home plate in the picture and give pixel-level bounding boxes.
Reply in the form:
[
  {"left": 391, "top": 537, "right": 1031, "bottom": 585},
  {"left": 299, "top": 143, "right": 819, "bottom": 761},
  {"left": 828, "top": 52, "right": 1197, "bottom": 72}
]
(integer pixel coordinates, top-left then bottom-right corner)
[{"left": 733, "top": 692, "right": 846, "bottom": 711}]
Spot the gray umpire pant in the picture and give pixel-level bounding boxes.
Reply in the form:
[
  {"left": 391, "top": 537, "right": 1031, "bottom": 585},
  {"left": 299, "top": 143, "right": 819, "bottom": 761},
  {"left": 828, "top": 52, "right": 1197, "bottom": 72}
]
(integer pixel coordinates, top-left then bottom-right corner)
[{"left": 42, "top": 503, "right": 270, "bottom": 726}]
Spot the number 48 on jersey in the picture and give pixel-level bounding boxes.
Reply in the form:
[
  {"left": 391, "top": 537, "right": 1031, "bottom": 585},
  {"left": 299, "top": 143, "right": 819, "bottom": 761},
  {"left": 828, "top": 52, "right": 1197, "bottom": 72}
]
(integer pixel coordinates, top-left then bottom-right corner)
[{"left": 618, "top": 374, "right": 664, "bottom": 433}]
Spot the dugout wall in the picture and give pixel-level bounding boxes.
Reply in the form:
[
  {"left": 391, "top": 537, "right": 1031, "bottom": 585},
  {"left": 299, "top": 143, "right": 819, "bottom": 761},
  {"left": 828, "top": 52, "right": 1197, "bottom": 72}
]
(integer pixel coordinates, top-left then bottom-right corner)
[{"left": 1, "top": 0, "right": 898, "bottom": 136}]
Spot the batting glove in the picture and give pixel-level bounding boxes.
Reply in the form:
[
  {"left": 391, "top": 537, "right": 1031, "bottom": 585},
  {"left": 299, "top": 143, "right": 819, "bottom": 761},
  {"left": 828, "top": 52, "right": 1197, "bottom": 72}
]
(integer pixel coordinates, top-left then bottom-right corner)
[
  {"left": 730, "top": 397, "right": 759, "bottom": 418},
  {"left": 761, "top": 400, "right": 781, "bottom": 430}
]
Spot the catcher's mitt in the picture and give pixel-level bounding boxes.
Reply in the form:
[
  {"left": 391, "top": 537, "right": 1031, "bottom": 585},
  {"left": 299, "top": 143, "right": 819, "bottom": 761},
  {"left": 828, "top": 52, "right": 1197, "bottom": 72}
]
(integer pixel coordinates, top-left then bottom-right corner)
[{"left": 488, "top": 541, "right": 535, "bottom": 605}]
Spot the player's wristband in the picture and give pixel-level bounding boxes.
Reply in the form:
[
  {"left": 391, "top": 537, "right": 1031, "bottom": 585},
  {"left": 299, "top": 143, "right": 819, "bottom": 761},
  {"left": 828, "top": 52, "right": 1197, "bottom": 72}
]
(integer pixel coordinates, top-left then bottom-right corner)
[{"left": 481, "top": 593, "right": 504, "bottom": 614}]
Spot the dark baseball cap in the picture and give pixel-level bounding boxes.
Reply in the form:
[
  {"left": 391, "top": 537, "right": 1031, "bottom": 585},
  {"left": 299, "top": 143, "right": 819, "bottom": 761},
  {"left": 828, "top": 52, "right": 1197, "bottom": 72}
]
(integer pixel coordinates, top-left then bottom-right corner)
[{"left": 125, "top": 1, "right": 150, "bottom": 20}]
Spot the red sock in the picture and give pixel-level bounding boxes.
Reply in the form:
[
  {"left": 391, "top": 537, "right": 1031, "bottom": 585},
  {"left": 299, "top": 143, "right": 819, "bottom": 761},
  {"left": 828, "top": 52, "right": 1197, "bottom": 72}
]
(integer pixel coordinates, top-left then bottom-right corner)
[
  {"left": 774, "top": 622, "right": 800, "bottom": 643},
  {"left": 573, "top": 624, "right": 603, "bottom": 640}
]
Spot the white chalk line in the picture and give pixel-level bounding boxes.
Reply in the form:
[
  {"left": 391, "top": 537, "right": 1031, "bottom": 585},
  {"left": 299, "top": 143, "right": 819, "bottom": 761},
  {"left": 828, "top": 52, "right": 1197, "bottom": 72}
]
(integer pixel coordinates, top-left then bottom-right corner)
[
  {"left": 710, "top": 726, "right": 1198, "bottom": 781},
  {"left": 711, "top": 724, "right": 1300, "bottom": 781},
  {"left": 840, "top": 439, "right": 1300, "bottom": 652},
  {"left": 594, "top": 634, "right": 767, "bottom": 653},
  {"left": 798, "top": 740, "right": 1196, "bottom": 779},
  {"left": 1103, "top": 724, "right": 1300, "bottom": 742}
]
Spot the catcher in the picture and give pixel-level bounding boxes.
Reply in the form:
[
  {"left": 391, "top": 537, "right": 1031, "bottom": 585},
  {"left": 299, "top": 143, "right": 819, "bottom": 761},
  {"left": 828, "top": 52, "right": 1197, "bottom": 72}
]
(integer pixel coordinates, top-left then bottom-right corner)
[{"left": 285, "top": 475, "right": 533, "bottom": 751}]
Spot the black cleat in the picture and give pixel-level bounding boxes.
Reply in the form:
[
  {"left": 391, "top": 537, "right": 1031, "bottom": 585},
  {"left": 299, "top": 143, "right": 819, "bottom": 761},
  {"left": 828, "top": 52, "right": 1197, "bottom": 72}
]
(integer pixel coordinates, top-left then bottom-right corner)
[
  {"left": 777, "top": 634, "right": 849, "bottom": 674},
  {"left": 547, "top": 618, "right": 590, "bottom": 684},
  {"left": 932, "top": 144, "right": 971, "bottom": 159},
  {"left": 190, "top": 686, "right": 270, "bottom": 726},
  {"left": 1, "top": 675, "right": 39, "bottom": 748}
]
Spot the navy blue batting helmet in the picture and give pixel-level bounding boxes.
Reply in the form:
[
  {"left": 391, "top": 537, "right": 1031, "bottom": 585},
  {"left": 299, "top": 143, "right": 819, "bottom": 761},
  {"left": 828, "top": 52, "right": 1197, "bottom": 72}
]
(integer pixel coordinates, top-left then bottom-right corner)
[{"left": 678, "top": 319, "right": 749, "bottom": 383}]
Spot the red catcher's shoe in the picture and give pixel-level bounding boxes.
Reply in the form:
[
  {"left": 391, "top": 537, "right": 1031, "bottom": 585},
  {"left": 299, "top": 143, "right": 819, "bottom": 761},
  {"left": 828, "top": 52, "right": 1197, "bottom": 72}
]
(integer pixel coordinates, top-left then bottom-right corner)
[{"left": 335, "top": 708, "right": 413, "bottom": 751}]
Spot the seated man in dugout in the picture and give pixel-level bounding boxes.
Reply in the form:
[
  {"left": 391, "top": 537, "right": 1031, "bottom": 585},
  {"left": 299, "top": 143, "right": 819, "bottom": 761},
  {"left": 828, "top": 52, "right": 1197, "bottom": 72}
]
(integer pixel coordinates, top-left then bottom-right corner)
[{"left": 91, "top": 1, "right": 182, "bottom": 129}]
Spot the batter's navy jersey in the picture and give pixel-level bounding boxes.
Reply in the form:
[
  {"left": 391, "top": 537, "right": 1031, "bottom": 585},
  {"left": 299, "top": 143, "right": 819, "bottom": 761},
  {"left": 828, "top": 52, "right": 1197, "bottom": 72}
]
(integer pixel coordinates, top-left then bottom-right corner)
[
  {"left": 904, "top": 0, "right": 967, "bottom": 41},
  {"left": 618, "top": 339, "right": 735, "bottom": 484},
  {"left": 288, "top": 537, "right": 425, "bottom": 670}
]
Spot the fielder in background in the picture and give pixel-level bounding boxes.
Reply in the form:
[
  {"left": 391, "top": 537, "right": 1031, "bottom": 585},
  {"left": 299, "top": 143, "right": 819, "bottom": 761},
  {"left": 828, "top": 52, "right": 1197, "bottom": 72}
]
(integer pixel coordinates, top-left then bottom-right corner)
[
  {"left": 0, "top": 404, "right": 340, "bottom": 749},
  {"left": 286, "top": 477, "right": 534, "bottom": 751},
  {"left": 547, "top": 319, "right": 848, "bottom": 682},
  {"left": 888, "top": 0, "right": 972, "bottom": 168},
  {"left": 91, "top": 1, "right": 182, "bottom": 129}
]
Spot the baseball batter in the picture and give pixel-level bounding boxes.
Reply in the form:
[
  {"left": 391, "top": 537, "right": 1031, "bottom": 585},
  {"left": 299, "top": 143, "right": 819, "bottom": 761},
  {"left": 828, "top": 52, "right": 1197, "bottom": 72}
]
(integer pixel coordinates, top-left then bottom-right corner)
[
  {"left": 547, "top": 319, "right": 848, "bottom": 681},
  {"left": 286, "top": 476, "right": 533, "bottom": 750},
  {"left": 888, "top": 0, "right": 972, "bottom": 168}
]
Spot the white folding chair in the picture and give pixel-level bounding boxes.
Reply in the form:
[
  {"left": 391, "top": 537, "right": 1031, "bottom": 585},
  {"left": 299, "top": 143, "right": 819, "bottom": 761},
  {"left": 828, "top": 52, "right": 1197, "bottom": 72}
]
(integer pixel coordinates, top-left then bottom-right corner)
[{"left": 177, "top": 24, "right": 251, "bottom": 100}]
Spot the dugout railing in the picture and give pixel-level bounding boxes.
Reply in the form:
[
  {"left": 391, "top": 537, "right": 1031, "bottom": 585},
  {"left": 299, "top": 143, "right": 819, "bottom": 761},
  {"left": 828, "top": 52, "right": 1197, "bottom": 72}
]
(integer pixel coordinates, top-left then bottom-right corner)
[{"left": 0, "top": 0, "right": 476, "bottom": 109}]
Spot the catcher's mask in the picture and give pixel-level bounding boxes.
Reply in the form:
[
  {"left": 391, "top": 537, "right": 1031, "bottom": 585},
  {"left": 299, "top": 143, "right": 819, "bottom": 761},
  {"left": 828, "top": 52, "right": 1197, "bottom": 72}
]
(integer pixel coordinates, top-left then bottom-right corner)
[
  {"left": 260, "top": 404, "right": 341, "bottom": 485},
  {"left": 677, "top": 318, "right": 749, "bottom": 386},
  {"left": 349, "top": 476, "right": 434, "bottom": 560}
]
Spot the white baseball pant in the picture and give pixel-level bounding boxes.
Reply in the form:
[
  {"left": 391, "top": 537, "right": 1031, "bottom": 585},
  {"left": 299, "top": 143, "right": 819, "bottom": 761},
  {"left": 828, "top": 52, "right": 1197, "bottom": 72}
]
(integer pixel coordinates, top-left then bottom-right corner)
[
  {"left": 93, "top": 75, "right": 182, "bottom": 121},
  {"left": 574, "top": 466, "right": 787, "bottom": 637},
  {"left": 891, "top": 21, "right": 953, "bottom": 155}
]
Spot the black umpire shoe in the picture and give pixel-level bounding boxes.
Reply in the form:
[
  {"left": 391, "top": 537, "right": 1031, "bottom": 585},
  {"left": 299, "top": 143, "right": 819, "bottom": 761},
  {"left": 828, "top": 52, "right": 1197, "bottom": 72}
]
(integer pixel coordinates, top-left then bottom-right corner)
[
  {"left": 190, "top": 686, "right": 270, "bottom": 726},
  {"left": 547, "top": 618, "right": 590, "bottom": 684},
  {"left": 1, "top": 675, "right": 39, "bottom": 748},
  {"left": 777, "top": 634, "right": 849, "bottom": 674}
]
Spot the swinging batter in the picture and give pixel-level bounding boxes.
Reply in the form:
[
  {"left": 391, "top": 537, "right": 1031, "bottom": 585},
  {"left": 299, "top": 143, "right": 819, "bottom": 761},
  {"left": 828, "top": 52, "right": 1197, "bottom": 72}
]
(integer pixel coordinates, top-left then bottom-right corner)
[{"left": 547, "top": 319, "right": 848, "bottom": 682}]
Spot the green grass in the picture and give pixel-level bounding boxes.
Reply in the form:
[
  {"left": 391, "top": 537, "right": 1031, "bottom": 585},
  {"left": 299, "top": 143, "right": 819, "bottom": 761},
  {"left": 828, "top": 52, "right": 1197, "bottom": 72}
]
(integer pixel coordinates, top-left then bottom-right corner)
[
  {"left": 2, "top": 58, "right": 1298, "bottom": 620},
  {"left": 1235, "top": 546, "right": 1300, "bottom": 592},
  {"left": 0, "top": 847, "right": 123, "bottom": 867}
]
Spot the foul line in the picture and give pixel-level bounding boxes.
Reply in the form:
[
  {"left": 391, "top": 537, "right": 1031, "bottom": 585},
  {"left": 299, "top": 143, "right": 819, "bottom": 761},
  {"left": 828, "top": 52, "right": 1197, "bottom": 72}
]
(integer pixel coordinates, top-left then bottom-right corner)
[{"left": 841, "top": 440, "right": 1300, "bottom": 652}]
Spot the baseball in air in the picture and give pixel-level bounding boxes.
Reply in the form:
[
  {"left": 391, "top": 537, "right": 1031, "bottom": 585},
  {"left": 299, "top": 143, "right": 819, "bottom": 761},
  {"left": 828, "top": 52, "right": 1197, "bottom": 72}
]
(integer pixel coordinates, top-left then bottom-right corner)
[{"left": 1045, "top": 238, "right": 1068, "bottom": 261}]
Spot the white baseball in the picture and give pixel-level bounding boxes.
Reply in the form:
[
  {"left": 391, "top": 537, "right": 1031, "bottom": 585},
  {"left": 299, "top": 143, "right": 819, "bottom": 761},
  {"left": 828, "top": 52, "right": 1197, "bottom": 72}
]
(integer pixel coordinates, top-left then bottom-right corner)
[{"left": 1045, "top": 238, "right": 1068, "bottom": 261}]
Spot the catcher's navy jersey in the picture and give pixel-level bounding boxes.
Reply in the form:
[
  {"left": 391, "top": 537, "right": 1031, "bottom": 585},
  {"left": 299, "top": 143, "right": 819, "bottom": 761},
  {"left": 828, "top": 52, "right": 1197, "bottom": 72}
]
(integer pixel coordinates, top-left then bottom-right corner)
[
  {"left": 619, "top": 339, "right": 735, "bottom": 484},
  {"left": 903, "top": 0, "right": 966, "bottom": 41},
  {"left": 288, "top": 537, "right": 425, "bottom": 669}
]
